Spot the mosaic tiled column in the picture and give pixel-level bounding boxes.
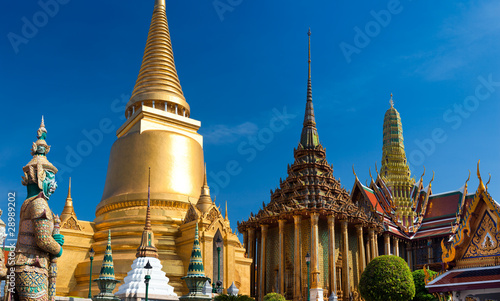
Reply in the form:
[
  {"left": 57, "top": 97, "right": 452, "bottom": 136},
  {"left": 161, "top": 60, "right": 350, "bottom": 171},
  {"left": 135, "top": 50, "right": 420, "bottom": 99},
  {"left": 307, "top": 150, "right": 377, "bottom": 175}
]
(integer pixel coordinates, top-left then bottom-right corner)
[
  {"left": 375, "top": 232, "right": 379, "bottom": 257},
  {"left": 255, "top": 228, "right": 262, "bottom": 299},
  {"left": 278, "top": 219, "right": 286, "bottom": 295},
  {"left": 259, "top": 226, "right": 267, "bottom": 300},
  {"left": 369, "top": 228, "right": 376, "bottom": 261},
  {"left": 427, "top": 239, "right": 432, "bottom": 264},
  {"left": 355, "top": 224, "right": 366, "bottom": 275},
  {"left": 293, "top": 215, "right": 302, "bottom": 301},
  {"left": 310, "top": 213, "right": 320, "bottom": 289},
  {"left": 406, "top": 241, "right": 412, "bottom": 270},
  {"left": 384, "top": 234, "right": 391, "bottom": 255},
  {"left": 327, "top": 215, "right": 337, "bottom": 297},
  {"left": 341, "top": 220, "right": 350, "bottom": 301},
  {"left": 248, "top": 227, "right": 256, "bottom": 297},
  {"left": 365, "top": 233, "right": 371, "bottom": 264},
  {"left": 392, "top": 236, "right": 399, "bottom": 257}
]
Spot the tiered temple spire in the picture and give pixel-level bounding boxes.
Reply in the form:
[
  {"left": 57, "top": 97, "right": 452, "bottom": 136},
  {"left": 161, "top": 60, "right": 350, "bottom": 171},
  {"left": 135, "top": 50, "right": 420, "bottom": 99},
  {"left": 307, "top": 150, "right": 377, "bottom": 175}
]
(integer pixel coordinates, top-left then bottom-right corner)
[
  {"left": 380, "top": 94, "right": 415, "bottom": 227},
  {"left": 136, "top": 168, "right": 159, "bottom": 258},
  {"left": 99, "top": 230, "right": 116, "bottom": 280},
  {"left": 126, "top": 0, "right": 190, "bottom": 117},
  {"left": 299, "top": 28, "right": 320, "bottom": 149},
  {"left": 186, "top": 223, "right": 204, "bottom": 277}
]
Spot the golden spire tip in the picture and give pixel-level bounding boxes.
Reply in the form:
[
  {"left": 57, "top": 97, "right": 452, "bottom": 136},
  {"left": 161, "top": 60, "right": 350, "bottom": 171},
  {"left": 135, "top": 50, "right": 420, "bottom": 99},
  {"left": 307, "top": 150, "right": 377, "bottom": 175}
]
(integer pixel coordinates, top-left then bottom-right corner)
[
  {"left": 68, "top": 177, "right": 72, "bottom": 199},
  {"left": 41, "top": 115, "right": 45, "bottom": 128},
  {"left": 204, "top": 163, "right": 208, "bottom": 186},
  {"left": 390, "top": 93, "right": 394, "bottom": 107}
]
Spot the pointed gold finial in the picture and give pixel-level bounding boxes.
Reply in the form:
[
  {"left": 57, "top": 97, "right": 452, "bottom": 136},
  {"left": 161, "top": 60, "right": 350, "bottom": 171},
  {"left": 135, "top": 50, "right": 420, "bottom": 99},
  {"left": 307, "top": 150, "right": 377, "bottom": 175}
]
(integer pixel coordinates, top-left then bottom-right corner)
[
  {"left": 477, "top": 160, "right": 485, "bottom": 192},
  {"left": 203, "top": 163, "right": 208, "bottom": 186},
  {"left": 352, "top": 165, "right": 357, "bottom": 179},
  {"left": 390, "top": 93, "right": 394, "bottom": 107},
  {"left": 61, "top": 177, "right": 77, "bottom": 223},
  {"left": 68, "top": 177, "right": 72, "bottom": 199},
  {"left": 40, "top": 115, "right": 45, "bottom": 128},
  {"left": 486, "top": 173, "right": 491, "bottom": 190},
  {"left": 197, "top": 163, "right": 212, "bottom": 213},
  {"left": 225, "top": 201, "right": 228, "bottom": 220},
  {"left": 419, "top": 166, "right": 426, "bottom": 185},
  {"left": 369, "top": 167, "right": 374, "bottom": 184}
]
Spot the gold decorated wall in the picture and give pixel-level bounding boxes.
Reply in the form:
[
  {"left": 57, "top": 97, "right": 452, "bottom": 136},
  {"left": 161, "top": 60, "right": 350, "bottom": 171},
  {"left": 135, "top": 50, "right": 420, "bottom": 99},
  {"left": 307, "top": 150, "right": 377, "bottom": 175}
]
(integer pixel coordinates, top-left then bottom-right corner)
[{"left": 55, "top": 221, "right": 95, "bottom": 296}]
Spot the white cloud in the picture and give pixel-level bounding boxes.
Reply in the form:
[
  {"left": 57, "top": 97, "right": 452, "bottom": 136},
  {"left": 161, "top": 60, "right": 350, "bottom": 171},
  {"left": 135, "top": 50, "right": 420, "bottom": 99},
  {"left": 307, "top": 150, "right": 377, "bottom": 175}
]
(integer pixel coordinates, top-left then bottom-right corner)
[{"left": 202, "top": 122, "right": 259, "bottom": 145}]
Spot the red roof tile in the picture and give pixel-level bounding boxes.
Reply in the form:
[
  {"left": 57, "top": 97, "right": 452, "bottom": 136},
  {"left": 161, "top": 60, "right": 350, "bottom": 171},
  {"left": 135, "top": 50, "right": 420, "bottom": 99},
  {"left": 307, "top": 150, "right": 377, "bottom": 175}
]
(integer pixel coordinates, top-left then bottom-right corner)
[
  {"left": 363, "top": 187, "right": 383, "bottom": 214},
  {"left": 424, "top": 192, "right": 461, "bottom": 221},
  {"left": 427, "top": 267, "right": 500, "bottom": 293}
]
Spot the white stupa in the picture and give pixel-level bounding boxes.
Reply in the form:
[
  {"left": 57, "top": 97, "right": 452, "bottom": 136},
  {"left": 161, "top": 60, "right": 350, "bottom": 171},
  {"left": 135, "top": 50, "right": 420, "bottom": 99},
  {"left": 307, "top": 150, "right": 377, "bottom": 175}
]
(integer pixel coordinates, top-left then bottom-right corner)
[{"left": 116, "top": 168, "right": 178, "bottom": 301}]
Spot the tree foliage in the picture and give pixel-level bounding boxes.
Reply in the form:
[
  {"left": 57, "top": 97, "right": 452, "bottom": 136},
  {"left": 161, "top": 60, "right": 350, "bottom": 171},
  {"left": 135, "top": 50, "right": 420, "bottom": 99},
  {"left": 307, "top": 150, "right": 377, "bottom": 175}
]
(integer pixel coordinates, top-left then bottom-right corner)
[
  {"left": 412, "top": 269, "right": 437, "bottom": 301},
  {"left": 359, "top": 255, "right": 416, "bottom": 301}
]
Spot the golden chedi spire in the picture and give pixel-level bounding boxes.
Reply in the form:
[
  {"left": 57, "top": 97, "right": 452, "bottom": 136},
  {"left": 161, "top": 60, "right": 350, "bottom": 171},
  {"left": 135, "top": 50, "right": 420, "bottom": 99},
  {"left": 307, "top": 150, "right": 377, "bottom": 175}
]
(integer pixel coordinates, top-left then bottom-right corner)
[
  {"left": 196, "top": 164, "right": 212, "bottom": 214},
  {"left": 89, "top": 0, "right": 204, "bottom": 294},
  {"left": 60, "top": 177, "right": 76, "bottom": 222},
  {"left": 136, "top": 168, "right": 158, "bottom": 259},
  {"left": 126, "top": 0, "right": 190, "bottom": 117},
  {"left": 380, "top": 94, "right": 415, "bottom": 227}
]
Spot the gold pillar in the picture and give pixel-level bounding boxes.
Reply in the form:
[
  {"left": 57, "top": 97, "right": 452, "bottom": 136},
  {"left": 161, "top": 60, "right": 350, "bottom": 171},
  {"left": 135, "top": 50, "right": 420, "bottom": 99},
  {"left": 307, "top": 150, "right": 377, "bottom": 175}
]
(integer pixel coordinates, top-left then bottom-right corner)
[
  {"left": 375, "top": 232, "right": 379, "bottom": 257},
  {"left": 327, "top": 215, "right": 336, "bottom": 296},
  {"left": 310, "top": 212, "right": 320, "bottom": 289},
  {"left": 384, "top": 233, "right": 391, "bottom": 255},
  {"left": 355, "top": 224, "right": 366, "bottom": 275},
  {"left": 293, "top": 215, "right": 302, "bottom": 301},
  {"left": 341, "top": 220, "right": 350, "bottom": 300},
  {"left": 278, "top": 219, "right": 286, "bottom": 295},
  {"left": 248, "top": 227, "right": 256, "bottom": 297},
  {"left": 392, "top": 236, "right": 399, "bottom": 257},
  {"left": 259, "top": 225, "right": 268, "bottom": 301},
  {"left": 369, "top": 228, "right": 376, "bottom": 261}
]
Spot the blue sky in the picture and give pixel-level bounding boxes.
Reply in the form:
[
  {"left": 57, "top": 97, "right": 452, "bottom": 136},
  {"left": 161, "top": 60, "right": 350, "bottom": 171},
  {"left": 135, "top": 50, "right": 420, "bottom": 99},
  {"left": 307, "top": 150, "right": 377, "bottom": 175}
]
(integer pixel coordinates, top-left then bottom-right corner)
[{"left": 1, "top": 0, "right": 499, "bottom": 236}]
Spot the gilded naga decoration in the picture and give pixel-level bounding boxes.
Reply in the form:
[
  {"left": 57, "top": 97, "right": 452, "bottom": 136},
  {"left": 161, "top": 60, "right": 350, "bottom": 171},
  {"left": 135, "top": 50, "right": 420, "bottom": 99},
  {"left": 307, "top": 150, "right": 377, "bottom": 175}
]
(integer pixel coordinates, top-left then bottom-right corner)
[{"left": 15, "top": 117, "right": 65, "bottom": 301}]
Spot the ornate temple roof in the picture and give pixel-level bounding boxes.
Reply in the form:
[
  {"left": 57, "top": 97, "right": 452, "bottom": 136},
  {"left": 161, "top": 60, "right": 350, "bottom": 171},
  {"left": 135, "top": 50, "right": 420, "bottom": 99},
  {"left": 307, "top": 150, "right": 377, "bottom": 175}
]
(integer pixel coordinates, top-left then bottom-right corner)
[{"left": 238, "top": 31, "right": 382, "bottom": 230}]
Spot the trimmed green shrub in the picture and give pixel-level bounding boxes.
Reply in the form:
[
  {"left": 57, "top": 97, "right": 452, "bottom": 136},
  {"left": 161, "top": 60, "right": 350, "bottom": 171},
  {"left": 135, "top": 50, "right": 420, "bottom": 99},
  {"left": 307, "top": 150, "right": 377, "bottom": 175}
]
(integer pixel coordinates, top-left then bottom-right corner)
[
  {"left": 412, "top": 269, "right": 437, "bottom": 301},
  {"left": 263, "top": 293, "right": 287, "bottom": 301},
  {"left": 214, "top": 294, "right": 255, "bottom": 301},
  {"left": 359, "top": 255, "right": 415, "bottom": 301}
]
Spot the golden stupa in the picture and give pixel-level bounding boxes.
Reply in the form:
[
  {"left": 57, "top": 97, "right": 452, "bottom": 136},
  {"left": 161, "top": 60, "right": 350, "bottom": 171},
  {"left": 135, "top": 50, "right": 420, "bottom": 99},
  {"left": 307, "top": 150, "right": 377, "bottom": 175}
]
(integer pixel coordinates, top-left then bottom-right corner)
[{"left": 54, "top": 0, "right": 250, "bottom": 296}]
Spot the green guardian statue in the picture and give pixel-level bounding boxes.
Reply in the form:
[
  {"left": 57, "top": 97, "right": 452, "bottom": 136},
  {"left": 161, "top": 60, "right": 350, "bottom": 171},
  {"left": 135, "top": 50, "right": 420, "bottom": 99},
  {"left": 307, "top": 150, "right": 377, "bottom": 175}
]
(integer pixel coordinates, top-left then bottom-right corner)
[{"left": 15, "top": 117, "right": 64, "bottom": 301}]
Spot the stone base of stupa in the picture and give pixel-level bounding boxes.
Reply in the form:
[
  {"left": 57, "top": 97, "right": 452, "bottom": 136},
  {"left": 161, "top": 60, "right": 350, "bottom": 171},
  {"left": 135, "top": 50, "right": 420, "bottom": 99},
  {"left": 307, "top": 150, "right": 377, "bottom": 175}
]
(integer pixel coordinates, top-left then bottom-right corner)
[
  {"left": 116, "top": 257, "right": 178, "bottom": 301},
  {"left": 310, "top": 288, "right": 324, "bottom": 301}
]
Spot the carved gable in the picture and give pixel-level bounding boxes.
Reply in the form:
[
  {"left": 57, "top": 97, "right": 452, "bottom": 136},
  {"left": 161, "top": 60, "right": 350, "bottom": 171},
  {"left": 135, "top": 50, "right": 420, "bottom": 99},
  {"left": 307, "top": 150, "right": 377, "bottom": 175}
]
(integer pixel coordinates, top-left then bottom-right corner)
[
  {"left": 184, "top": 205, "right": 199, "bottom": 224},
  {"left": 463, "top": 210, "right": 500, "bottom": 259},
  {"left": 61, "top": 216, "right": 82, "bottom": 231}
]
